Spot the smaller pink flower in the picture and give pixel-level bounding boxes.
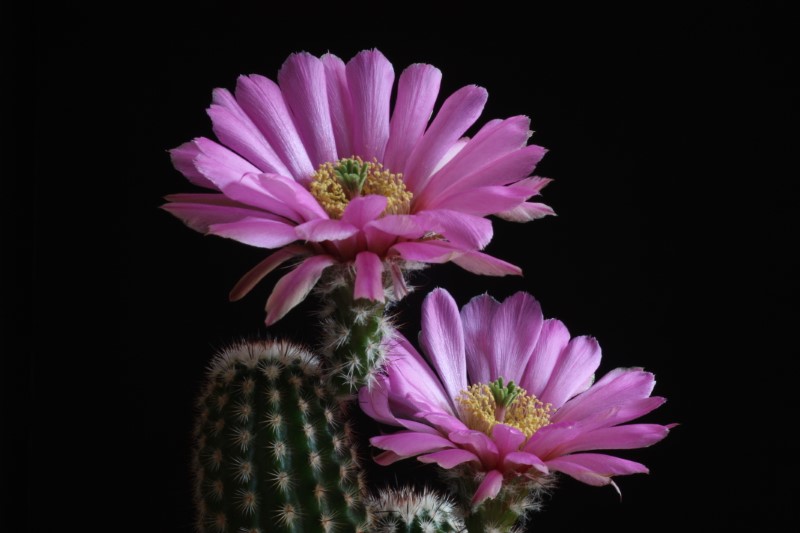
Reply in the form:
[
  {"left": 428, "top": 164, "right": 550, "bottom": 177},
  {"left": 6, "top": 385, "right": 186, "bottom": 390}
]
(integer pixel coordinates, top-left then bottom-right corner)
[{"left": 359, "top": 289, "right": 673, "bottom": 505}]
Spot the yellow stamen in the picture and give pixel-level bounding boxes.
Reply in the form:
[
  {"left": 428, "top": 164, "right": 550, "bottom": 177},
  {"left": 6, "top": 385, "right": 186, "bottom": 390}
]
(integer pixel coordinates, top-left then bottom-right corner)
[
  {"left": 309, "top": 156, "right": 412, "bottom": 219},
  {"left": 456, "top": 382, "right": 552, "bottom": 438}
]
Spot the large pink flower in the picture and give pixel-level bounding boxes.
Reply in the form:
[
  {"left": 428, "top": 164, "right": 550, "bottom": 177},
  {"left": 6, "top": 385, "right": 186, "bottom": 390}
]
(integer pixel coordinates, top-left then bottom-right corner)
[
  {"left": 359, "top": 289, "right": 672, "bottom": 505},
  {"left": 163, "top": 50, "right": 552, "bottom": 324}
]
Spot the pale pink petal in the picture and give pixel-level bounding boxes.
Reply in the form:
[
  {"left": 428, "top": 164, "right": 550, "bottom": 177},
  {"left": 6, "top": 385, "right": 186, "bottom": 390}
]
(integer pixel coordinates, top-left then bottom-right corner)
[
  {"left": 487, "top": 292, "right": 544, "bottom": 384},
  {"left": 383, "top": 63, "right": 442, "bottom": 171},
  {"left": 419, "top": 288, "right": 468, "bottom": 401},
  {"left": 404, "top": 85, "right": 488, "bottom": 193},
  {"left": 278, "top": 52, "right": 337, "bottom": 166},
  {"left": 294, "top": 218, "right": 359, "bottom": 242},
  {"left": 341, "top": 195, "right": 388, "bottom": 228},
  {"left": 208, "top": 88, "right": 292, "bottom": 176},
  {"left": 497, "top": 201, "right": 556, "bottom": 222},
  {"left": 449, "top": 430, "right": 499, "bottom": 467},
  {"left": 491, "top": 424, "right": 526, "bottom": 456},
  {"left": 371, "top": 432, "right": 455, "bottom": 457},
  {"left": 208, "top": 217, "right": 298, "bottom": 249},
  {"left": 417, "top": 210, "right": 493, "bottom": 249},
  {"left": 553, "top": 369, "right": 657, "bottom": 423},
  {"left": 255, "top": 173, "right": 329, "bottom": 221},
  {"left": 384, "top": 336, "right": 455, "bottom": 416},
  {"left": 346, "top": 50, "right": 394, "bottom": 161},
  {"left": 540, "top": 336, "right": 602, "bottom": 409},
  {"left": 357, "top": 377, "right": 441, "bottom": 435},
  {"left": 422, "top": 116, "right": 532, "bottom": 202},
  {"left": 472, "top": 470, "right": 504, "bottom": 505},
  {"left": 462, "top": 294, "right": 500, "bottom": 384},
  {"left": 554, "top": 424, "right": 672, "bottom": 456},
  {"left": 520, "top": 319, "right": 572, "bottom": 398},
  {"left": 161, "top": 203, "right": 277, "bottom": 233},
  {"left": 354, "top": 251, "right": 384, "bottom": 302},
  {"left": 427, "top": 185, "right": 535, "bottom": 216},
  {"left": 234, "top": 74, "right": 314, "bottom": 183},
  {"left": 389, "top": 262, "right": 410, "bottom": 300},
  {"left": 170, "top": 141, "right": 216, "bottom": 189},
  {"left": 390, "top": 241, "right": 463, "bottom": 264},
  {"left": 321, "top": 53, "right": 353, "bottom": 158},
  {"left": 430, "top": 137, "right": 469, "bottom": 175},
  {"left": 504, "top": 451, "right": 548, "bottom": 474},
  {"left": 418, "top": 449, "right": 479, "bottom": 469},
  {"left": 452, "top": 251, "right": 522, "bottom": 276},
  {"left": 229, "top": 245, "right": 310, "bottom": 301},
  {"left": 546, "top": 453, "right": 648, "bottom": 486},
  {"left": 264, "top": 255, "right": 337, "bottom": 325}
]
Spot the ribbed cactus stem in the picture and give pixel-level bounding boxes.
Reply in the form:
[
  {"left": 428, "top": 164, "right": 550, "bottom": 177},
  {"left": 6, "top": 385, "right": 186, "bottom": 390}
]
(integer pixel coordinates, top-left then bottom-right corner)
[
  {"left": 192, "top": 340, "right": 368, "bottom": 532},
  {"left": 368, "top": 487, "right": 467, "bottom": 533}
]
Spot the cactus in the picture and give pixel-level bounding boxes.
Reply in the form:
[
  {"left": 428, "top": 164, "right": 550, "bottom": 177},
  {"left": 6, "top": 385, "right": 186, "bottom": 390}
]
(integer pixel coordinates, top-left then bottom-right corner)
[
  {"left": 367, "top": 487, "right": 467, "bottom": 533},
  {"left": 192, "top": 340, "right": 368, "bottom": 532}
]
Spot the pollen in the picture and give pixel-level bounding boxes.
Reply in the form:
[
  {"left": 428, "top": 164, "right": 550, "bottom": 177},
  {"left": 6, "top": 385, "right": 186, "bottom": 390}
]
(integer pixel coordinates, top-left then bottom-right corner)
[
  {"left": 309, "top": 157, "right": 412, "bottom": 219},
  {"left": 456, "top": 381, "right": 552, "bottom": 438}
]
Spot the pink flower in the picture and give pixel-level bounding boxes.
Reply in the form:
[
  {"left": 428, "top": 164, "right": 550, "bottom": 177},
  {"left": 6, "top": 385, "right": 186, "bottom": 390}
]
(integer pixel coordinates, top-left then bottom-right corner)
[
  {"left": 359, "top": 289, "right": 672, "bottom": 505},
  {"left": 163, "top": 50, "right": 552, "bottom": 325}
]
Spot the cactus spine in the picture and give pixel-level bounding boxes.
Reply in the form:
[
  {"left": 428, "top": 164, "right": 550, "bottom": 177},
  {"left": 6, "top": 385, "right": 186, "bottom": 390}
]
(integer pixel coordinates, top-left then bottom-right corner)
[
  {"left": 192, "top": 340, "right": 367, "bottom": 532},
  {"left": 367, "top": 487, "right": 467, "bottom": 533}
]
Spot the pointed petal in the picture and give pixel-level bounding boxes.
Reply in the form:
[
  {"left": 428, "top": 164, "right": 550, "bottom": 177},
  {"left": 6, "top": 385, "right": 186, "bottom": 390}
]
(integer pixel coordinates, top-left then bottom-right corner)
[
  {"left": 346, "top": 49, "right": 394, "bottom": 161},
  {"left": 487, "top": 292, "right": 544, "bottom": 384},
  {"left": 472, "top": 470, "right": 504, "bottom": 505},
  {"left": 419, "top": 288, "right": 467, "bottom": 402},
  {"left": 208, "top": 217, "right": 298, "bottom": 248},
  {"left": 427, "top": 185, "right": 535, "bottom": 216},
  {"left": 417, "top": 209, "right": 493, "bottom": 249},
  {"left": 278, "top": 52, "right": 337, "bottom": 166},
  {"left": 540, "top": 336, "right": 602, "bottom": 408},
  {"left": 555, "top": 424, "right": 672, "bottom": 455},
  {"left": 170, "top": 141, "right": 216, "bottom": 189},
  {"left": 354, "top": 251, "right": 384, "bottom": 301},
  {"left": 383, "top": 63, "right": 442, "bottom": 171},
  {"left": 497, "top": 201, "right": 555, "bottom": 222},
  {"left": 384, "top": 335, "right": 456, "bottom": 416},
  {"left": 264, "top": 255, "right": 337, "bottom": 325},
  {"left": 370, "top": 432, "right": 455, "bottom": 457},
  {"left": 462, "top": 294, "right": 500, "bottom": 385},
  {"left": 452, "top": 251, "right": 522, "bottom": 276},
  {"left": 208, "top": 88, "right": 292, "bottom": 176},
  {"left": 418, "top": 448, "right": 480, "bottom": 469},
  {"left": 520, "top": 319, "right": 572, "bottom": 397},
  {"left": 374, "top": 450, "right": 405, "bottom": 466},
  {"left": 390, "top": 241, "right": 463, "bottom": 264},
  {"left": 404, "top": 85, "right": 488, "bottom": 193},
  {"left": 504, "top": 451, "right": 548, "bottom": 474},
  {"left": 321, "top": 53, "right": 353, "bottom": 158},
  {"left": 229, "top": 245, "right": 310, "bottom": 301},
  {"left": 553, "top": 369, "right": 657, "bottom": 423},
  {"left": 161, "top": 202, "right": 276, "bottom": 233},
  {"left": 234, "top": 74, "right": 314, "bottom": 183},
  {"left": 546, "top": 453, "right": 648, "bottom": 486},
  {"left": 255, "top": 173, "right": 329, "bottom": 221}
]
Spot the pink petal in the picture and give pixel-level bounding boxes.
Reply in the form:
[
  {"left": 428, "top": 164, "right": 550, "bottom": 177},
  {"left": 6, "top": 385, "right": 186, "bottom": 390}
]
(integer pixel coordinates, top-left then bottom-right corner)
[
  {"left": 255, "top": 173, "right": 329, "bottom": 221},
  {"left": 370, "top": 432, "right": 455, "bottom": 458},
  {"left": 161, "top": 202, "right": 276, "bottom": 233},
  {"left": 366, "top": 214, "right": 426, "bottom": 238},
  {"left": 520, "top": 319, "right": 572, "bottom": 398},
  {"left": 418, "top": 411, "right": 469, "bottom": 434},
  {"left": 491, "top": 424, "right": 526, "bottom": 456},
  {"left": 341, "top": 195, "right": 388, "bottom": 228},
  {"left": 208, "top": 88, "right": 292, "bottom": 176},
  {"left": 390, "top": 241, "right": 463, "bottom": 264},
  {"left": 357, "top": 376, "right": 441, "bottom": 435},
  {"left": 321, "top": 53, "right": 353, "bottom": 158},
  {"left": 504, "top": 451, "right": 548, "bottom": 474},
  {"left": 170, "top": 141, "right": 216, "bottom": 189},
  {"left": 427, "top": 185, "right": 535, "bottom": 216},
  {"left": 540, "top": 336, "right": 602, "bottom": 409},
  {"left": 354, "top": 251, "right": 384, "bottom": 301},
  {"left": 462, "top": 294, "right": 500, "bottom": 385},
  {"left": 264, "top": 255, "right": 337, "bottom": 325},
  {"left": 374, "top": 450, "right": 404, "bottom": 466},
  {"left": 452, "top": 250, "right": 522, "bottom": 276},
  {"left": 383, "top": 63, "right": 442, "bottom": 172},
  {"left": 208, "top": 217, "right": 298, "bottom": 249},
  {"left": 430, "top": 137, "right": 469, "bottom": 175},
  {"left": 553, "top": 369, "right": 657, "bottom": 423},
  {"left": 419, "top": 288, "right": 468, "bottom": 402},
  {"left": 417, "top": 209, "right": 493, "bottom": 249},
  {"left": 554, "top": 424, "right": 672, "bottom": 456},
  {"left": 421, "top": 116, "right": 532, "bottom": 202},
  {"left": 449, "top": 430, "right": 499, "bottom": 467},
  {"left": 278, "top": 52, "right": 337, "bottom": 167},
  {"left": 497, "top": 201, "right": 555, "bottom": 222},
  {"left": 229, "top": 245, "right": 310, "bottom": 301},
  {"left": 545, "top": 453, "right": 648, "bottom": 486},
  {"left": 384, "top": 335, "right": 455, "bottom": 416},
  {"left": 472, "top": 470, "right": 504, "bottom": 505},
  {"left": 346, "top": 49, "right": 394, "bottom": 161},
  {"left": 295, "top": 219, "right": 359, "bottom": 242},
  {"left": 234, "top": 74, "right": 314, "bottom": 184},
  {"left": 419, "top": 449, "right": 479, "bottom": 469},
  {"left": 487, "top": 292, "right": 544, "bottom": 384},
  {"left": 404, "top": 85, "right": 488, "bottom": 194}
]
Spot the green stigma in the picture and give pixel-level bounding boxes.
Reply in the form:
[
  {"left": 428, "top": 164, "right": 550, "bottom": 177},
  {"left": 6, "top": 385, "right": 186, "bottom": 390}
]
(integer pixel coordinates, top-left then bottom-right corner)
[
  {"left": 333, "top": 158, "right": 369, "bottom": 198},
  {"left": 489, "top": 377, "right": 522, "bottom": 409}
]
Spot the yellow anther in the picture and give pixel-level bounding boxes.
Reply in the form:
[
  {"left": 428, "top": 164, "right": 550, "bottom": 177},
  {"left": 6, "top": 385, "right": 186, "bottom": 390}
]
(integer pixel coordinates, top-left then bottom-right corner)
[{"left": 456, "top": 382, "right": 552, "bottom": 439}]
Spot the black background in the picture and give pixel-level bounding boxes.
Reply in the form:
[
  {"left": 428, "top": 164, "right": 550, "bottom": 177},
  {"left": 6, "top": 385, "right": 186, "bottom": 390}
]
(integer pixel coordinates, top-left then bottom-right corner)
[{"left": 4, "top": 1, "right": 797, "bottom": 531}]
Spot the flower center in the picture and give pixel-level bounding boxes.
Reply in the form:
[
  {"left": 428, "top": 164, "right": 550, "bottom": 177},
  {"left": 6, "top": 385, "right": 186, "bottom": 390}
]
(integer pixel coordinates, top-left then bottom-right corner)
[
  {"left": 456, "top": 377, "right": 552, "bottom": 439},
  {"left": 309, "top": 157, "right": 412, "bottom": 219}
]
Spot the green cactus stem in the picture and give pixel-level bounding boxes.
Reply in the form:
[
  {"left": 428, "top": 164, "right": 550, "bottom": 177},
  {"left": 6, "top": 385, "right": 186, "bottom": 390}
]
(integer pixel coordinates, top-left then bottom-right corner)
[
  {"left": 192, "top": 340, "right": 368, "bottom": 532},
  {"left": 368, "top": 487, "right": 467, "bottom": 533}
]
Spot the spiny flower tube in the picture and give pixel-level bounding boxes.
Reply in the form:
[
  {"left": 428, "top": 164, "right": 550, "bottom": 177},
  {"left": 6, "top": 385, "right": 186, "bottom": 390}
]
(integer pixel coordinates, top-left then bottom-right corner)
[
  {"left": 359, "top": 289, "right": 672, "bottom": 529},
  {"left": 163, "top": 49, "right": 552, "bottom": 325}
]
